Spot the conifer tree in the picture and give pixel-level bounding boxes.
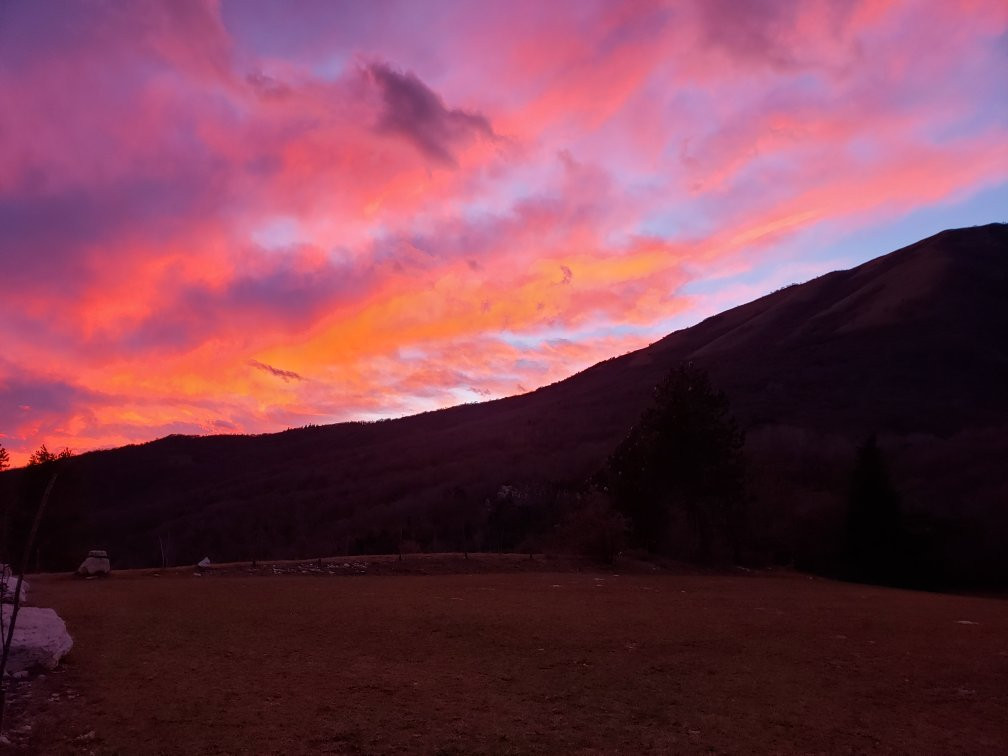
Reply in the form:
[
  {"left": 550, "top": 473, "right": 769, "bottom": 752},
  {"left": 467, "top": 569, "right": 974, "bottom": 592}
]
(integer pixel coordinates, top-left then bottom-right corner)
[
  {"left": 607, "top": 363, "right": 746, "bottom": 561},
  {"left": 846, "top": 434, "right": 903, "bottom": 581}
]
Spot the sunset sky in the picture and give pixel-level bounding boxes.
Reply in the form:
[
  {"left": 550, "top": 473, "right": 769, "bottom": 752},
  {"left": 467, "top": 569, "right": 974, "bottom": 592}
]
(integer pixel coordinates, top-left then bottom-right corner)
[{"left": 1, "top": 0, "right": 1006, "bottom": 466}]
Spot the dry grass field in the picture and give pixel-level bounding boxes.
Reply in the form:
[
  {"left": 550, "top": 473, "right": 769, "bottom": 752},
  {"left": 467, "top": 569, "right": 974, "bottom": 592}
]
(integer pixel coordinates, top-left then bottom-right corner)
[{"left": 5, "top": 563, "right": 1007, "bottom": 754}]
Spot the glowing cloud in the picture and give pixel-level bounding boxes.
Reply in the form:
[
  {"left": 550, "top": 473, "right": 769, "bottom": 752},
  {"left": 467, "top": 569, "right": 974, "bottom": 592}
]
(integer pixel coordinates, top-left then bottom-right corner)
[{"left": 0, "top": 0, "right": 1005, "bottom": 464}]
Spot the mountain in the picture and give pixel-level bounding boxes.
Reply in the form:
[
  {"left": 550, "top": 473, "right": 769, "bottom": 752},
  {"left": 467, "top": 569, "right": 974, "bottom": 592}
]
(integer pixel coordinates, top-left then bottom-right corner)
[{"left": 3, "top": 224, "right": 1006, "bottom": 582}]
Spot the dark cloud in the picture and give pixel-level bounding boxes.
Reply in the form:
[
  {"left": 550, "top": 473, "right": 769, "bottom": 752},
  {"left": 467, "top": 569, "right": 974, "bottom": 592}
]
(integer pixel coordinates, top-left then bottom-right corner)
[
  {"left": 249, "top": 360, "right": 305, "bottom": 383},
  {"left": 0, "top": 369, "right": 107, "bottom": 450},
  {"left": 559, "top": 265, "right": 573, "bottom": 285},
  {"left": 697, "top": 0, "right": 852, "bottom": 70},
  {"left": 0, "top": 374, "right": 98, "bottom": 423},
  {"left": 1, "top": 0, "right": 234, "bottom": 84},
  {"left": 0, "top": 1, "right": 116, "bottom": 67},
  {"left": 368, "top": 63, "right": 495, "bottom": 166},
  {"left": 224, "top": 257, "right": 360, "bottom": 319},
  {"left": 246, "top": 70, "right": 291, "bottom": 100},
  {"left": 698, "top": 0, "right": 798, "bottom": 68},
  {"left": 0, "top": 167, "right": 228, "bottom": 291},
  {"left": 114, "top": 248, "right": 371, "bottom": 355},
  {"left": 206, "top": 417, "right": 239, "bottom": 432},
  {"left": 0, "top": 191, "right": 105, "bottom": 289}
]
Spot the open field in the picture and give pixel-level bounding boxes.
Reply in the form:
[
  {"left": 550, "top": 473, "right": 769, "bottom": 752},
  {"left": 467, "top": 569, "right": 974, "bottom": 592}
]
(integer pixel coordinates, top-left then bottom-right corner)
[{"left": 6, "top": 565, "right": 1007, "bottom": 754}]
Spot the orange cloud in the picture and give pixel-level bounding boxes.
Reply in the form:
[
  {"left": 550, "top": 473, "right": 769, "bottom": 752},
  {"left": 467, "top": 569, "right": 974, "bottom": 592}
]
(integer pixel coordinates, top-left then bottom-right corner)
[{"left": 0, "top": 0, "right": 1005, "bottom": 465}]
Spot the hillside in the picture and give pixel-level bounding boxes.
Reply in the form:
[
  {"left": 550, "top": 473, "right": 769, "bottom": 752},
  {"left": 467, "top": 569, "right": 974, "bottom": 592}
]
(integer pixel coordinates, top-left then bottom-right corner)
[{"left": 2, "top": 224, "right": 1006, "bottom": 581}]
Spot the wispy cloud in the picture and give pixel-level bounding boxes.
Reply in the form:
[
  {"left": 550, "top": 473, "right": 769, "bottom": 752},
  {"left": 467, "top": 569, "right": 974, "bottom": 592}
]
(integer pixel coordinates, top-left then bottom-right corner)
[
  {"left": 0, "top": 0, "right": 1005, "bottom": 464},
  {"left": 249, "top": 360, "right": 306, "bottom": 383}
]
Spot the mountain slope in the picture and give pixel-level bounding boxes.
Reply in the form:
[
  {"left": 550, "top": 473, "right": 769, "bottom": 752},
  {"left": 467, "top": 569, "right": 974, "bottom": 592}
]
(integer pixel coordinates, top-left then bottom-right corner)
[{"left": 3, "top": 223, "right": 1006, "bottom": 577}]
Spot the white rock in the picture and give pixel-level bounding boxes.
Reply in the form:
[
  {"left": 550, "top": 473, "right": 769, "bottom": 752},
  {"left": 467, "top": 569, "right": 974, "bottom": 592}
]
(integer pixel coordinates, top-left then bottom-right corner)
[
  {"left": 197, "top": 557, "right": 211, "bottom": 569},
  {"left": 1, "top": 606, "right": 73, "bottom": 673},
  {"left": 77, "top": 552, "right": 111, "bottom": 577}
]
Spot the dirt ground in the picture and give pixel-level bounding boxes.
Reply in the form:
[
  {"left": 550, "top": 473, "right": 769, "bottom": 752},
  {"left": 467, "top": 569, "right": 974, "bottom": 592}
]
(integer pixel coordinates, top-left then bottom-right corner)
[{"left": 3, "top": 561, "right": 1007, "bottom": 754}]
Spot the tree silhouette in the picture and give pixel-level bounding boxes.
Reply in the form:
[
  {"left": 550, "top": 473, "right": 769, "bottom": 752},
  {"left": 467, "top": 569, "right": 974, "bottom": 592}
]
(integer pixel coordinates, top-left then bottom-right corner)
[
  {"left": 27, "top": 445, "right": 71, "bottom": 466},
  {"left": 846, "top": 434, "right": 903, "bottom": 582},
  {"left": 14, "top": 446, "right": 79, "bottom": 571},
  {"left": 0, "top": 445, "right": 9, "bottom": 472},
  {"left": 607, "top": 363, "right": 746, "bottom": 561}
]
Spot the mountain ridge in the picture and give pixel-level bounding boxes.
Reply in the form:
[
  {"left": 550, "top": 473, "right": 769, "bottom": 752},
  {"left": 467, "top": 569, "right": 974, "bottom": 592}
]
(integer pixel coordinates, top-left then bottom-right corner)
[{"left": 2, "top": 223, "right": 1006, "bottom": 580}]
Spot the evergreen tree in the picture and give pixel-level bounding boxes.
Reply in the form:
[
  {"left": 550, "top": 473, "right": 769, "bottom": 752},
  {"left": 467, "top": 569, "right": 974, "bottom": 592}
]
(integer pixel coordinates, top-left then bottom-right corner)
[
  {"left": 846, "top": 434, "right": 903, "bottom": 581},
  {"left": 27, "top": 445, "right": 71, "bottom": 466},
  {"left": 607, "top": 363, "right": 746, "bottom": 561},
  {"left": 18, "top": 445, "right": 79, "bottom": 571},
  {"left": 0, "top": 445, "right": 9, "bottom": 472}
]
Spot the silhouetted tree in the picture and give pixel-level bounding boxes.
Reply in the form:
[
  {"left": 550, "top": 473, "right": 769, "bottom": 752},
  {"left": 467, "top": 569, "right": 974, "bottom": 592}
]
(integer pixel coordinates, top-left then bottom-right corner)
[
  {"left": 27, "top": 444, "right": 71, "bottom": 466},
  {"left": 14, "top": 446, "right": 81, "bottom": 571},
  {"left": 483, "top": 484, "right": 554, "bottom": 553},
  {"left": 0, "top": 445, "right": 9, "bottom": 472},
  {"left": 607, "top": 363, "right": 746, "bottom": 561},
  {"left": 846, "top": 434, "right": 903, "bottom": 582}
]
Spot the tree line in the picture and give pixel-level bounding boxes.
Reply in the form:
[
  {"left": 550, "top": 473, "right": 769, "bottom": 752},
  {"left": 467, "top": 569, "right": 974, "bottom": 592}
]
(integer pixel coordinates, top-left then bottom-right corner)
[
  {"left": 0, "top": 366, "right": 943, "bottom": 587},
  {"left": 0, "top": 443, "right": 73, "bottom": 470}
]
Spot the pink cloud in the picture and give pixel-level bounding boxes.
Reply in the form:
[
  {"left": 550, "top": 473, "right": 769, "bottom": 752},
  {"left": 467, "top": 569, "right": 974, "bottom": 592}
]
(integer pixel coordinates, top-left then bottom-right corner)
[{"left": 0, "top": 0, "right": 1005, "bottom": 465}]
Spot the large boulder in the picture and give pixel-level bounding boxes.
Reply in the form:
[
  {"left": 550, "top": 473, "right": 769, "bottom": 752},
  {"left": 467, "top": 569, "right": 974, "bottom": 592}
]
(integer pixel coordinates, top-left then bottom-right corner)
[
  {"left": 77, "top": 550, "right": 111, "bottom": 577},
  {"left": 1, "top": 606, "right": 73, "bottom": 673}
]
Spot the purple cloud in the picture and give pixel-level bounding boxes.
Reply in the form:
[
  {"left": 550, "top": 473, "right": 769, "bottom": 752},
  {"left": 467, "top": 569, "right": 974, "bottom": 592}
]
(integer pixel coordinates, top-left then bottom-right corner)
[{"left": 368, "top": 63, "right": 496, "bottom": 166}]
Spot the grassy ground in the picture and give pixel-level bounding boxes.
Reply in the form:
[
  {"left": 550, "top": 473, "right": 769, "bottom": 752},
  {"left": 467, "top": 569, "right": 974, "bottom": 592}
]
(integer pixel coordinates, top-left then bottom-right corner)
[{"left": 5, "top": 563, "right": 1007, "bottom": 754}]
